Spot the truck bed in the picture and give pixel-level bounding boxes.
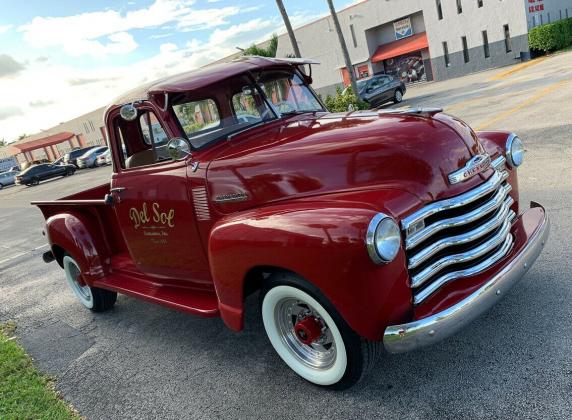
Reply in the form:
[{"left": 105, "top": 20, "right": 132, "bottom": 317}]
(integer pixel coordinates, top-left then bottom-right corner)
[{"left": 32, "top": 183, "right": 128, "bottom": 258}]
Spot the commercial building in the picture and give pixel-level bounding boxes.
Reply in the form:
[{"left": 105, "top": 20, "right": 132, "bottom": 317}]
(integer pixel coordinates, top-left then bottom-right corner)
[
  {"left": 0, "top": 107, "right": 106, "bottom": 165},
  {"left": 275, "top": 0, "right": 572, "bottom": 96}
]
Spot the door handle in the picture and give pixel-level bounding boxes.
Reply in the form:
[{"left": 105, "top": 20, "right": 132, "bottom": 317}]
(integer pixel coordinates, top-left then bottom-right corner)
[{"left": 110, "top": 187, "right": 126, "bottom": 194}]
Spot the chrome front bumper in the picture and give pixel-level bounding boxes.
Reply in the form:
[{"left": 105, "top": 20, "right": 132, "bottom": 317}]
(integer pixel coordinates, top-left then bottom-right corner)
[{"left": 383, "top": 205, "right": 549, "bottom": 354}]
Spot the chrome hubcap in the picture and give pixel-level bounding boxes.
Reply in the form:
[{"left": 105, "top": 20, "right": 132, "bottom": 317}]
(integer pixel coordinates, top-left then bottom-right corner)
[
  {"left": 275, "top": 298, "right": 336, "bottom": 369},
  {"left": 67, "top": 260, "right": 92, "bottom": 302},
  {"left": 396, "top": 91, "right": 402, "bottom": 101}
]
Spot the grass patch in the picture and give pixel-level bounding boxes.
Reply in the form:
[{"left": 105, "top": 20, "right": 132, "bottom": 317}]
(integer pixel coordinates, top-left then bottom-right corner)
[{"left": 0, "top": 322, "right": 80, "bottom": 419}]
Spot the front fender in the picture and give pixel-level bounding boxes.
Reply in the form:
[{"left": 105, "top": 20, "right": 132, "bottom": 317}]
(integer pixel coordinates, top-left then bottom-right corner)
[
  {"left": 209, "top": 195, "right": 414, "bottom": 341},
  {"left": 46, "top": 212, "right": 110, "bottom": 284}
]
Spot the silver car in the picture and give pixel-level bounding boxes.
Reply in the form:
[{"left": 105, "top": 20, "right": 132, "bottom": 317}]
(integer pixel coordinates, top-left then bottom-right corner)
[
  {"left": 0, "top": 170, "right": 20, "bottom": 190},
  {"left": 76, "top": 146, "right": 108, "bottom": 169}
]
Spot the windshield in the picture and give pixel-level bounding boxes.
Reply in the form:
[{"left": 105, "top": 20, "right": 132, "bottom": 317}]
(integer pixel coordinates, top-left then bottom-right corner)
[
  {"left": 171, "top": 70, "right": 323, "bottom": 149},
  {"left": 257, "top": 71, "right": 323, "bottom": 114},
  {"left": 356, "top": 79, "right": 368, "bottom": 91}
]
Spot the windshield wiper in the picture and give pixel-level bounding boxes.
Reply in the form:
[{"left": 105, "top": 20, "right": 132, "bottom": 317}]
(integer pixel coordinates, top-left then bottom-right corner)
[{"left": 281, "top": 110, "right": 321, "bottom": 116}]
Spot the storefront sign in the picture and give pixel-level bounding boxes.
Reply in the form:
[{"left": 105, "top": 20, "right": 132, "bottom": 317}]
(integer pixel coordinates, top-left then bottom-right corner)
[
  {"left": 394, "top": 17, "right": 413, "bottom": 40},
  {"left": 527, "top": 0, "right": 544, "bottom": 14}
]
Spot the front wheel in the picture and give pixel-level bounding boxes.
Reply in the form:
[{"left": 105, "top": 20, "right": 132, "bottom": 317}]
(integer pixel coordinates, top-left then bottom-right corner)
[
  {"left": 261, "top": 273, "right": 381, "bottom": 389},
  {"left": 31, "top": 177, "right": 39, "bottom": 186},
  {"left": 63, "top": 255, "right": 117, "bottom": 312},
  {"left": 393, "top": 89, "right": 403, "bottom": 104}
]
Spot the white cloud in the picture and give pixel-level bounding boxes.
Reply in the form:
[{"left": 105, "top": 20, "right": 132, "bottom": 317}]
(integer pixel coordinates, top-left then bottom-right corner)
[
  {"left": 0, "top": 24, "right": 13, "bottom": 34},
  {"left": 58, "top": 32, "right": 138, "bottom": 58},
  {"left": 160, "top": 42, "right": 178, "bottom": 53},
  {"left": 209, "top": 18, "right": 272, "bottom": 47},
  {"left": 17, "top": 0, "right": 241, "bottom": 57},
  {"left": 1, "top": 6, "right": 323, "bottom": 141},
  {"left": 175, "top": 6, "right": 240, "bottom": 32}
]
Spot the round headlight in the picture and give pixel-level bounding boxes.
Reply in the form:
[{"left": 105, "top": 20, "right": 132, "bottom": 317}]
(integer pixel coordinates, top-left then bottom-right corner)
[
  {"left": 366, "top": 213, "right": 401, "bottom": 264},
  {"left": 506, "top": 134, "right": 525, "bottom": 168}
]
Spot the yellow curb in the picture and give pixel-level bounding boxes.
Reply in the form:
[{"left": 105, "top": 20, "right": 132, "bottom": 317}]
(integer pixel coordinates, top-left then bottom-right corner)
[
  {"left": 488, "top": 56, "right": 548, "bottom": 81},
  {"left": 475, "top": 79, "right": 570, "bottom": 131}
]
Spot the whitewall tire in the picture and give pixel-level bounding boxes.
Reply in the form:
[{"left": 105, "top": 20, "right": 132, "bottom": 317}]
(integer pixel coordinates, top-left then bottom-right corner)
[
  {"left": 62, "top": 254, "right": 117, "bottom": 312},
  {"left": 63, "top": 255, "right": 94, "bottom": 309},
  {"left": 262, "top": 285, "right": 348, "bottom": 386}
]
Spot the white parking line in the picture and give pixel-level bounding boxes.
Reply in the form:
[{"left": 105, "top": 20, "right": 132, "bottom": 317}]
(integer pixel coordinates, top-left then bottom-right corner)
[{"left": 0, "top": 244, "right": 49, "bottom": 266}]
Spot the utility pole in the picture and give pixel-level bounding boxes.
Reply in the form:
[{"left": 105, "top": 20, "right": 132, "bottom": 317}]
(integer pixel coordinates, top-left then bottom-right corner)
[
  {"left": 276, "top": 0, "right": 301, "bottom": 58},
  {"left": 326, "top": 0, "right": 358, "bottom": 96}
]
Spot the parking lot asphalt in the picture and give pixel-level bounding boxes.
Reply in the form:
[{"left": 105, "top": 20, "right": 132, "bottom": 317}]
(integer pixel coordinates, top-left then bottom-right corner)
[{"left": 1, "top": 52, "right": 571, "bottom": 419}]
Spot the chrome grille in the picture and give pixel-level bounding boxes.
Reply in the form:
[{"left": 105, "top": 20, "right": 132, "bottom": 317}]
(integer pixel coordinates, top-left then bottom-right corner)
[{"left": 402, "top": 156, "right": 515, "bottom": 305}]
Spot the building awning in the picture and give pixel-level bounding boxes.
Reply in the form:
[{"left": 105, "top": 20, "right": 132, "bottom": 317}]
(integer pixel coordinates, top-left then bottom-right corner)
[
  {"left": 12, "top": 132, "right": 75, "bottom": 153},
  {"left": 371, "top": 32, "right": 429, "bottom": 63}
]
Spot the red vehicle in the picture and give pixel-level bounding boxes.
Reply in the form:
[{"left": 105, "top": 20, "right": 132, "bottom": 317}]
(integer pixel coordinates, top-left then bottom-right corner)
[{"left": 34, "top": 57, "right": 549, "bottom": 389}]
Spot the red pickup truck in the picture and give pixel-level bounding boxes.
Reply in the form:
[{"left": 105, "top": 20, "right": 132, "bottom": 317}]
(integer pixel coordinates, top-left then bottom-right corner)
[{"left": 34, "top": 57, "right": 549, "bottom": 389}]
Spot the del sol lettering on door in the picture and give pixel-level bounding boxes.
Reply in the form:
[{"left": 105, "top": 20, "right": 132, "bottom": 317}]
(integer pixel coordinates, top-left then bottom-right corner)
[{"left": 129, "top": 202, "right": 175, "bottom": 229}]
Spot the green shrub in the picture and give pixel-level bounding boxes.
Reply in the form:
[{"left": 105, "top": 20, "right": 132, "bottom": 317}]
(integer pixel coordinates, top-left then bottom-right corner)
[
  {"left": 323, "top": 86, "right": 369, "bottom": 112},
  {"left": 529, "top": 18, "right": 572, "bottom": 52}
]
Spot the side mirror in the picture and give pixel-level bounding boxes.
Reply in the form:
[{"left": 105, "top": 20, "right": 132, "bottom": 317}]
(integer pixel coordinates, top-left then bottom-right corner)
[
  {"left": 120, "top": 103, "right": 138, "bottom": 121},
  {"left": 166, "top": 137, "right": 191, "bottom": 160}
]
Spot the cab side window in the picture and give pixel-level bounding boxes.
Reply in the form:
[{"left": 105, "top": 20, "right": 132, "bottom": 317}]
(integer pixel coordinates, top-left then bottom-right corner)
[{"left": 114, "top": 109, "right": 172, "bottom": 169}]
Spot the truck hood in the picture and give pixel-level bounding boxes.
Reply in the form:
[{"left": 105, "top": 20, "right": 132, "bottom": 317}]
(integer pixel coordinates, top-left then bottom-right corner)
[{"left": 207, "top": 111, "right": 490, "bottom": 217}]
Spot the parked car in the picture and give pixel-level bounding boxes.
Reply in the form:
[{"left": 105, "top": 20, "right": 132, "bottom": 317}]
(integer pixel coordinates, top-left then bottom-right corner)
[
  {"left": 52, "top": 156, "right": 65, "bottom": 166},
  {"left": 21, "top": 159, "right": 50, "bottom": 171},
  {"left": 34, "top": 57, "right": 547, "bottom": 389},
  {"left": 15, "top": 163, "right": 75, "bottom": 186},
  {"left": 63, "top": 146, "right": 97, "bottom": 168},
  {"left": 77, "top": 146, "right": 108, "bottom": 168},
  {"left": 348, "top": 74, "right": 407, "bottom": 108},
  {"left": 0, "top": 170, "right": 20, "bottom": 190},
  {"left": 96, "top": 149, "right": 112, "bottom": 166}
]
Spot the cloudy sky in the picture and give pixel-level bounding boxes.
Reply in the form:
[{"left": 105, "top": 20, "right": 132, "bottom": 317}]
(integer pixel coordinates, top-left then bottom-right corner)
[{"left": 0, "top": 0, "right": 358, "bottom": 142}]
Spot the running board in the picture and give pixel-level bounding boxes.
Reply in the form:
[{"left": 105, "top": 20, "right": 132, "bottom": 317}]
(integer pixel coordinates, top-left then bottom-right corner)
[{"left": 92, "top": 273, "right": 220, "bottom": 317}]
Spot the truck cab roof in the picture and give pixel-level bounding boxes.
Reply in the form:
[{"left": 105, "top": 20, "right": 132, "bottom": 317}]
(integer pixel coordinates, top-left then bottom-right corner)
[{"left": 110, "top": 56, "right": 318, "bottom": 108}]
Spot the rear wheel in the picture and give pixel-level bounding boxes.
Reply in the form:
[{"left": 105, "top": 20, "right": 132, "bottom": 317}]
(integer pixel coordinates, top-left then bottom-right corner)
[
  {"left": 393, "top": 89, "right": 403, "bottom": 104},
  {"left": 31, "top": 177, "right": 39, "bottom": 186},
  {"left": 261, "top": 273, "right": 382, "bottom": 389},
  {"left": 65, "top": 169, "right": 74, "bottom": 176},
  {"left": 63, "top": 255, "right": 117, "bottom": 312}
]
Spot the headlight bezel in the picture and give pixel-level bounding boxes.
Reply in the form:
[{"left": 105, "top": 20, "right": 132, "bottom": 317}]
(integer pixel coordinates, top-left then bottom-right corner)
[
  {"left": 366, "top": 213, "right": 402, "bottom": 264},
  {"left": 506, "top": 133, "right": 525, "bottom": 168}
]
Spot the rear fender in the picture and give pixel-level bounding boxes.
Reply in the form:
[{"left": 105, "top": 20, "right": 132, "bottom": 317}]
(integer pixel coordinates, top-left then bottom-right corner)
[
  {"left": 45, "top": 212, "right": 110, "bottom": 284},
  {"left": 209, "top": 198, "right": 413, "bottom": 341}
]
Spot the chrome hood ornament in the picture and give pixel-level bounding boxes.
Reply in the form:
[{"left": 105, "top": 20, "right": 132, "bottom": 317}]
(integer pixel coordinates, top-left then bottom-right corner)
[{"left": 448, "top": 154, "right": 491, "bottom": 185}]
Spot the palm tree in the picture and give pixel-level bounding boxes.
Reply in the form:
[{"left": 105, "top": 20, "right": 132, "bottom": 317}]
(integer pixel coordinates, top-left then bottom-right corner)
[
  {"left": 276, "top": 0, "right": 301, "bottom": 58},
  {"left": 243, "top": 34, "right": 279, "bottom": 57},
  {"left": 326, "top": 0, "right": 358, "bottom": 97}
]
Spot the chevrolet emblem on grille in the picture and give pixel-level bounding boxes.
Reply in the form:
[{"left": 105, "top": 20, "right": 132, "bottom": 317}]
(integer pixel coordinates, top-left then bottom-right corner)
[{"left": 448, "top": 154, "right": 491, "bottom": 185}]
